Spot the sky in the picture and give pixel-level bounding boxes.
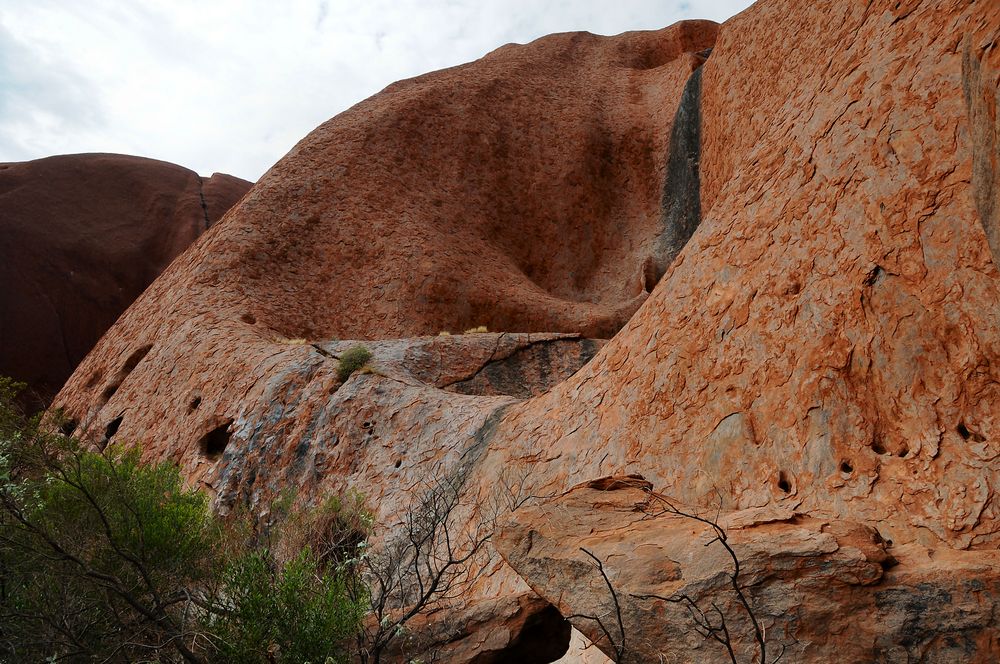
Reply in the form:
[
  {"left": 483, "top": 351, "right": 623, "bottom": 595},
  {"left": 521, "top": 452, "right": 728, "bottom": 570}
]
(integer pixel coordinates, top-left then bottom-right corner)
[{"left": 0, "top": 1, "right": 753, "bottom": 182}]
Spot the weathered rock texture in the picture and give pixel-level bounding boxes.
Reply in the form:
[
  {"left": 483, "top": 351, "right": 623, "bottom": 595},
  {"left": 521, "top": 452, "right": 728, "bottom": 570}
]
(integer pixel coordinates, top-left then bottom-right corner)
[
  {"left": 51, "top": 0, "right": 1000, "bottom": 661},
  {"left": 0, "top": 154, "right": 250, "bottom": 410},
  {"left": 498, "top": 477, "right": 1000, "bottom": 663},
  {"left": 384, "top": 592, "right": 571, "bottom": 663},
  {"left": 480, "top": 0, "right": 1000, "bottom": 553}
]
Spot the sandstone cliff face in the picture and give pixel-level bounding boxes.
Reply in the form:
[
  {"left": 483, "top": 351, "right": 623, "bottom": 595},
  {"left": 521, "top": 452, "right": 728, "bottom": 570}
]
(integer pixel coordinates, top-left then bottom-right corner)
[
  {"left": 50, "top": 1, "right": 1000, "bottom": 662},
  {"left": 0, "top": 154, "right": 250, "bottom": 410}
]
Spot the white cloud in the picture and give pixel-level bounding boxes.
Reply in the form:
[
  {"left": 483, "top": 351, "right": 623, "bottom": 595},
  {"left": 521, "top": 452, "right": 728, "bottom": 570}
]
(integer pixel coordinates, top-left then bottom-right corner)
[{"left": 0, "top": 0, "right": 752, "bottom": 181}]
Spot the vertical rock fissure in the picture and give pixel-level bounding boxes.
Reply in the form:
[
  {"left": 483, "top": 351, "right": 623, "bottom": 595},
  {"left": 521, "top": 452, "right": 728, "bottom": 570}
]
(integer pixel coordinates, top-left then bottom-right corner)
[
  {"left": 654, "top": 58, "right": 706, "bottom": 283},
  {"left": 197, "top": 176, "right": 212, "bottom": 230}
]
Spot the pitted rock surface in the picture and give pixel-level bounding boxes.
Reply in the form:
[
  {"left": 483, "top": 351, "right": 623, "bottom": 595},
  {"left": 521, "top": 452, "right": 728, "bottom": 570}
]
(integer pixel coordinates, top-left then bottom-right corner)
[{"left": 480, "top": 0, "right": 1000, "bottom": 552}]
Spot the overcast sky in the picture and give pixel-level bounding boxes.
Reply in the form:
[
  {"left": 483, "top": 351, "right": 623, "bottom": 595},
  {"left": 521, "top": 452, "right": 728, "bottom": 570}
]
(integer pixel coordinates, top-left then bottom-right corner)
[{"left": 1, "top": 1, "right": 752, "bottom": 181}]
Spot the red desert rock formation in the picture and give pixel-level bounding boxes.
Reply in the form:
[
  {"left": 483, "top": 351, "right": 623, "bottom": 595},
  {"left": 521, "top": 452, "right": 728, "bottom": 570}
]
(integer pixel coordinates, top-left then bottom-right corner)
[
  {"left": 52, "top": 0, "right": 1000, "bottom": 661},
  {"left": 497, "top": 477, "right": 1000, "bottom": 663},
  {"left": 0, "top": 153, "right": 250, "bottom": 410}
]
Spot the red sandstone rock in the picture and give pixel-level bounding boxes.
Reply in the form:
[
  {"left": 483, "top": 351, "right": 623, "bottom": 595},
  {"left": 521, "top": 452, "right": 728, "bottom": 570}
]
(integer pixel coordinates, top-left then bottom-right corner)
[
  {"left": 0, "top": 154, "right": 250, "bottom": 410},
  {"left": 49, "top": 1, "right": 1000, "bottom": 660},
  {"left": 497, "top": 478, "right": 1000, "bottom": 663},
  {"left": 50, "top": 18, "right": 717, "bottom": 523},
  {"left": 476, "top": 0, "right": 1000, "bottom": 553},
  {"left": 384, "top": 592, "right": 571, "bottom": 663}
]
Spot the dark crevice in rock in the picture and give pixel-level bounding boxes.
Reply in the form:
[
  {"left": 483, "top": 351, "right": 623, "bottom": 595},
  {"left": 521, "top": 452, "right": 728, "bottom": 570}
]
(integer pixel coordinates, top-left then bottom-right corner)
[
  {"left": 197, "top": 176, "right": 212, "bottom": 230},
  {"left": 864, "top": 265, "right": 886, "bottom": 287},
  {"left": 100, "top": 414, "right": 124, "bottom": 450},
  {"left": 656, "top": 72, "right": 703, "bottom": 255},
  {"left": 444, "top": 338, "right": 602, "bottom": 399},
  {"left": 962, "top": 36, "right": 1000, "bottom": 265},
  {"left": 310, "top": 343, "right": 338, "bottom": 361},
  {"left": 652, "top": 60, "right": 706, "bottom": 284},
  {"left": 199, "top": 419, "right": 233, "bottom": 461}
]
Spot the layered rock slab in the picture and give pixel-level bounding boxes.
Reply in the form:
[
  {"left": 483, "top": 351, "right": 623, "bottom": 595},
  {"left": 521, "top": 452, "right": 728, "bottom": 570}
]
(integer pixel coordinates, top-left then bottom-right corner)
[
  {"left": 497, "top": 478, "right": 1000, "bottom": 663},
  {"left": 0, "top": 153, "right": 250, "bottom": 409}
]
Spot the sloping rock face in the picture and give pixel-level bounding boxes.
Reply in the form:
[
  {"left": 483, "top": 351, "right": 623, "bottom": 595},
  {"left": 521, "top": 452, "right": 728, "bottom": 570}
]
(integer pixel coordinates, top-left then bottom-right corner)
[
  {"left": 0, "top": 154, "right": 250, "bottom": 410},
  {"left": 497, "top": 478, "right": 1000, "bottom": 663},
  {"left": 49, "top": 19, "right": 719, "bottom": 529},
  {"left": 50, "top": 1, "right": 1000, "bottom": 662},
  {"left": 480, "top": 0, "right": 1000, "bottom": 550}
]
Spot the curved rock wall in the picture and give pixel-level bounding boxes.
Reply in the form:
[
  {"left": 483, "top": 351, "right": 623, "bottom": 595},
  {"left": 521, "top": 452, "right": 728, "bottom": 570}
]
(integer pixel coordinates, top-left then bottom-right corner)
[
  {"left": 483, "top": 0, "right": 1000, "bottom": 552},
  {"left": 0, "top": 153, "right": 250, "bottom": 410}
]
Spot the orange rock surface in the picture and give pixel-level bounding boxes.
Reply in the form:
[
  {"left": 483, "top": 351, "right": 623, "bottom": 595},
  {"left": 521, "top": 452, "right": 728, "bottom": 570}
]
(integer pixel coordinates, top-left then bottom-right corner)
[
  {"left": 50, "top": 0, "right": 1000, "bottom": 660},
  {"left": 498, "top": 478, "right": 1000, "bottom": 663},
  {"left": 481, "top": 0, "right": 1000, "bottom": 553},
  {"left": 0, "top": 154, "right": 250, "bottom": 409}
]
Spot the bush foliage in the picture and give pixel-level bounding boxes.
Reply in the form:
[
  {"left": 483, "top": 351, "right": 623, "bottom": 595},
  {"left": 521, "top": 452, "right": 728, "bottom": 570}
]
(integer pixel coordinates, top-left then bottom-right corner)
[
  {"left": 337, "top": 345, "right": 373, "bottom": 382},
  {"left": 0, "top": 377, "right": 363, "bottom": 663},
  {"left": 0, "top": 376, "right": 489, "bottom": 664}
]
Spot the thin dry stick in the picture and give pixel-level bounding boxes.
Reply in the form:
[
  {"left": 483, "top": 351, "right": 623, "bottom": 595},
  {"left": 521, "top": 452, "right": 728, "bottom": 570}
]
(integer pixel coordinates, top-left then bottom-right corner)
[{"left": 567, "top": 547, "right": 627, "bottom": 662}]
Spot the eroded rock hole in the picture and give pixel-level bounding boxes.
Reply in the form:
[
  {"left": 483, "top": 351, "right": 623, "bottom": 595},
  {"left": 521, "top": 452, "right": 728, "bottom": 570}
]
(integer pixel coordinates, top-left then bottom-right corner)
[
  {"left": 896, "top": 443, "right": 909, "bottom": 458},
  {"left": 495, "top": 602, "right": 572, "bottom": 662},
  {"left": 103, "top": 415, "right": 123, "bottom": 445},
  {"left": 199, "top": 420, "right": 233, "bottom": 460},
  {"left": 840, "top": 460, "right": 853, "bottom": 474},
  {"left": 121, "top": 345, "right": 152, "bottom": 374},
  {"left": 958, "top": 422, "right": 986, "bottom": 443},
  {"left": 394, "top": 459, "right": 402, "bottom": 469},
  {"left": 643, "top": 257, "right": 659, "bottom": 293},
  {"left": 863, "top": 265, "right": 885, "bottom": 287},
  {"left": 100, "top": 345, "right": 153, "bottom": 405},
  {"left": 85, "top": 369, "right": 103, "bottom": 389},
  {"left": 189, "top": 396, "right": 202, "bottom": 411},
  {"left": 59, "top": 419, "right": 78, "bottom": 437},
  {"left": 871, "top": 436, "right": 887, "bottom": 455},
  {"left": 777, "top": 471, "right": 791, "bottom": 493},
  {"left": 240, "top": 312, "right": 256, "bottom": 325}
]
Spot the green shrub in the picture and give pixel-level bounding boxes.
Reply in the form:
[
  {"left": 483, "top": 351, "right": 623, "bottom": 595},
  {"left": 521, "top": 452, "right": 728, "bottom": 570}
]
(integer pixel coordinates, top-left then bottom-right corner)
[
  {"left": 0, "top": 431, "right": 221, "bottom": 660},
  {"left": 338, "top": 345, "right": 373, "bottom": 381},
  {"left": 211, "top": 549, "right": 362, "bottom": 664},
  {"left": 0, "top": 377, "right": 365, "bottom": 663}
]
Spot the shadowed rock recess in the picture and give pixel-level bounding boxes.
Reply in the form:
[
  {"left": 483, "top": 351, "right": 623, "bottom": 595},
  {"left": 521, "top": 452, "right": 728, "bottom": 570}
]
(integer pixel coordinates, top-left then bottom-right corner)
[{"left": 51, "top": 1, "right": 1000, "bottom": 662}]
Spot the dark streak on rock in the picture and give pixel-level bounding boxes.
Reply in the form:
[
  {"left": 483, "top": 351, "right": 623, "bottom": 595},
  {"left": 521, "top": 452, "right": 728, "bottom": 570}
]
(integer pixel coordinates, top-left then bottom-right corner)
[
  {"left": 654, "top": 63, "right": 705, "bottom": 283},
  {"left": 447, "top": 338, "right": 602, "bottom": 399}
]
